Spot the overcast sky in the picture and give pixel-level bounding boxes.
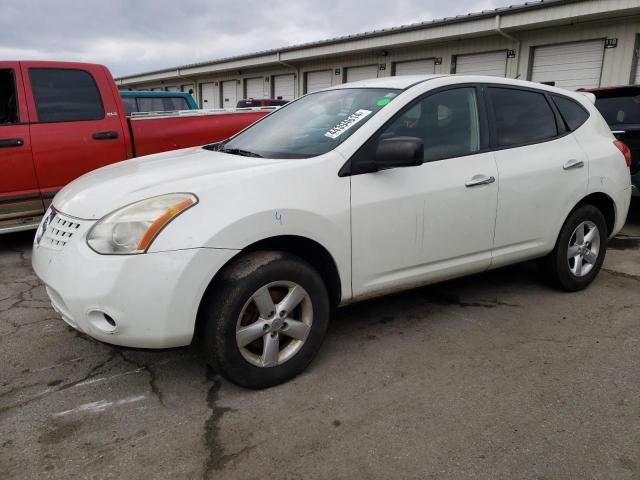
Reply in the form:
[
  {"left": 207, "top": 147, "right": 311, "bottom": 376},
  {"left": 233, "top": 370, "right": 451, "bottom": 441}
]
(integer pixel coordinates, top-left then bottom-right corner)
[{"left": 1, "top": 0, "right": 518, "bottom": 77}]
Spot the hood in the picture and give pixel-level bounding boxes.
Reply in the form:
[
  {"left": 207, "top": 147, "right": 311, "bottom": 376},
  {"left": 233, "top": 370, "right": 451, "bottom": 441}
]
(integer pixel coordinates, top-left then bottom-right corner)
[{"left": 53, "top": 146, "right": 282, "bottom": 219}]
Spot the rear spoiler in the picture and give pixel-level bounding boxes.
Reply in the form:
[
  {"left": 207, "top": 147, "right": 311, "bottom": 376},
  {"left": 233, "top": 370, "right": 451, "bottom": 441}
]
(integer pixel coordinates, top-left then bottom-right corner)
[{"left": 577, "top": 92, "right": 596, "bottom": 104}]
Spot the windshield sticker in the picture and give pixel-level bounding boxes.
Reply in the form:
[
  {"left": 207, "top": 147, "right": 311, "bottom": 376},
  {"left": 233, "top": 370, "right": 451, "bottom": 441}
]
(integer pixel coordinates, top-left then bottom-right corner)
[
  {"left": 376, "top": 98, "right": 391, "bottom": 107},
  {"left": 324, "top": 109, "right": 373, "bottom": 139}
]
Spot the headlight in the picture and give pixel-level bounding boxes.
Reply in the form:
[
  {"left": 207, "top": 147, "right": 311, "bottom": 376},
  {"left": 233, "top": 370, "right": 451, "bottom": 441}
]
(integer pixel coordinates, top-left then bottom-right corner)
[{"left": 86, "top": 193, "right": 198, "bottom": 254}]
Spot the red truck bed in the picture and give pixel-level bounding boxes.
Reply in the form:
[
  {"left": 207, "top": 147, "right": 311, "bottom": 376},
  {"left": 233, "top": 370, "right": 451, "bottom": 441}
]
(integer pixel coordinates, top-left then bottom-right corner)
[
  {"left": 0, "top": 60, "right": 272, "bottom": 233},
  {"left": 130, "top": 110, "right": 270, "bottom": 157}
]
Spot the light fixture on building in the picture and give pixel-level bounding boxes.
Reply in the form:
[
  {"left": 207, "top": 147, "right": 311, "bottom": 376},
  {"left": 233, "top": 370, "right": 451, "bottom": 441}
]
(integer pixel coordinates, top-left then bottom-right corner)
[
  {"left": 605, "top": 38, "right": 618, "bottom": 49},
  {"left": 507, "top": 50, "right": 516, "bottom": 58},
  {"left": 334, "top": 68, "right": 341, "bottom": 75},
  {"left": 434, "top": 57, "right": 443, "bottom": 65}
]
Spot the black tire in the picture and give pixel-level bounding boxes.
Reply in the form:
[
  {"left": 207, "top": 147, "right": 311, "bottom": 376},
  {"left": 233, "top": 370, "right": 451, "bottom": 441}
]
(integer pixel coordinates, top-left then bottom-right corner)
[
  {"left": 201, "top": 251, "right": 330, "bottom": 389},
  {"left": 541, "top": 205, "right": 608, "bottom": 292}
]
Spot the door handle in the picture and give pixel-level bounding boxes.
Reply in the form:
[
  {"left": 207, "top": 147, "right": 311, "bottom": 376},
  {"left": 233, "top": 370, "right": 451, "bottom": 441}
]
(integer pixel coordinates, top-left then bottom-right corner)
[
  {"left": 0, "top": 138, "right": 24, "bottom": 148},
  {"left": 465, "top": 175, "right": 495, "bottom": 187},
  {"left": 92, "top": 131, "right": 119, "bottom": 140},
  {"left": 563, "top": 159, "right": 584, "bottom": 170}
]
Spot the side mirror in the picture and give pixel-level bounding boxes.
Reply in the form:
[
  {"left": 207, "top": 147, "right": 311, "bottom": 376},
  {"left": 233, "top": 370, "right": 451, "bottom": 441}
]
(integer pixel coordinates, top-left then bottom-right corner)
[{"left": 375, "top": 136, "right": 424, "bottom": 169}]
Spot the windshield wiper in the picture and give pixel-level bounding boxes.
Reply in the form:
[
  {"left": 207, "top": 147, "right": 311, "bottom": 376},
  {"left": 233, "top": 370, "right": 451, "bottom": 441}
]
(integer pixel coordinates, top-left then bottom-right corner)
[{"left": 219, "top": 147, "right": 263, "bottom": 158}]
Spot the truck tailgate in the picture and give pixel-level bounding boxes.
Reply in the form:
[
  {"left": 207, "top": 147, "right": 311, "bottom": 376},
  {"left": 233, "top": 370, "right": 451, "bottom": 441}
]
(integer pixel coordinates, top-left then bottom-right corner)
[{"left": 129, "top": 111, "right": 269, "bottom": 157}]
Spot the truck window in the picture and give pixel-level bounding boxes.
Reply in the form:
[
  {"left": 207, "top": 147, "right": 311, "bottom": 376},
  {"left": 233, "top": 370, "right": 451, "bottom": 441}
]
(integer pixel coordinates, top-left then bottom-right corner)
[
  {"left": 122, "top": 96, "right": 138, "bottom": 115},
  {"left": 30, "top": 68, "right": 105, "bottom": 122},
  {"left": 0, "top": 69, "right": 18, "bottom": 124},
  {"left": 137, "top": 96, "right": 189, "bottom": 113}
]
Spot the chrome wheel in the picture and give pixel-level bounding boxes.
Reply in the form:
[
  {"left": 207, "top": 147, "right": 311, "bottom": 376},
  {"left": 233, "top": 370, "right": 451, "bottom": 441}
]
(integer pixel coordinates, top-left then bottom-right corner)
[
  {"left": 235, "top": 281, "right": 313, "bottom": 368},
  {"left": 567, "top": 220, "right": 600, "bottom": 277}
]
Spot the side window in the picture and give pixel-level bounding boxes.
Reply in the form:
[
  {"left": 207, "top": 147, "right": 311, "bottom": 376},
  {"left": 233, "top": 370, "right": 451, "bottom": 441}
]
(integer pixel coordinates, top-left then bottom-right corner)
[
  {"left": 489, "top": 88, "right": 557, "bottom": 147},
  {"left": 30, "top": 68, "right": 104, "bottom": 122},
  {"left": 121, "top": 96, "right": 137, "bottom": 115},
  {"left": 552, "top": 95, "right": 589, "bottom": 131},
  {"left": 163, "top": 97, "right": 189, "bottom": 111},
  {"left": 381, "top": 88, "right": 481, "bottom": 162},
  {"left": 0, "top": 69, "right": 19, "bottom": 124}
]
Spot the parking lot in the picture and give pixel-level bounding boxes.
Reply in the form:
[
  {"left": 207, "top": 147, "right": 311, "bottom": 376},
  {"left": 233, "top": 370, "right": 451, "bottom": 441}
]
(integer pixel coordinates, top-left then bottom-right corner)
[{"left": 0, "top": 199, "right": 638, "bottom": 480}]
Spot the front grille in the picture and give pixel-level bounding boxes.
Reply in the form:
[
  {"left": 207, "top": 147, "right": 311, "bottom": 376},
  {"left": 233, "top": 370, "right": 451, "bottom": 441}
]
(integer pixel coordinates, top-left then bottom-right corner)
[{"left": 40, "top": 213, "right": 83, "bottom": 251}]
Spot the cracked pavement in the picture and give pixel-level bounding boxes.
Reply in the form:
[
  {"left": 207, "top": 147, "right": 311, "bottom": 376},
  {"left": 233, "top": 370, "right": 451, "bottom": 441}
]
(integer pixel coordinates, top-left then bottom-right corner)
[{"left": 1, "top": 200, "right": 639, "bottom": 479}]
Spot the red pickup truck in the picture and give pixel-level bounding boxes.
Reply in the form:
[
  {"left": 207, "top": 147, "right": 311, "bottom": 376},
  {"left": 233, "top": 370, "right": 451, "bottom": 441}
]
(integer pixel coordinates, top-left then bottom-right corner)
[{"left": 0, "top": 61, "right": 271, "bottom": 234}]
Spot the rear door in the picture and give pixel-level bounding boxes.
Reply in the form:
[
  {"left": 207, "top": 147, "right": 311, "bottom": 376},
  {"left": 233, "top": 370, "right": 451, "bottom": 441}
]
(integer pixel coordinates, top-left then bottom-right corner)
[
  {"left": 487, "top": 86, "right": 589, "bottom": 268},
  {"left": 0, "top": 62, "right": 43, "bottom": 231},
  {"left": 22, "top": 63, "right": 127, "bottom": 201}
]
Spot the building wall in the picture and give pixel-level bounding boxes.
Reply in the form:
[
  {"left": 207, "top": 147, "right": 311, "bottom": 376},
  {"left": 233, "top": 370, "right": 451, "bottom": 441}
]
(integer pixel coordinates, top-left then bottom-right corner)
[{"left": 124, "top": 13, "right": 640, "bottom": 106}]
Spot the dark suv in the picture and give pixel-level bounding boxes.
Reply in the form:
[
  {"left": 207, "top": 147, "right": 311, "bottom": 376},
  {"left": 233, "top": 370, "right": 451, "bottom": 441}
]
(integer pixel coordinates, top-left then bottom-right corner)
[{"left": 586, "top": 85, "right": 640, "bottom": 196}]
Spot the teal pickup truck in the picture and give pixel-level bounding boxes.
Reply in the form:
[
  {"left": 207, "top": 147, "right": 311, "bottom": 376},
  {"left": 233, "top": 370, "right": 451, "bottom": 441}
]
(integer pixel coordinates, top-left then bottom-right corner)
[{"left": 120, "top": 90, "right": 198, "bottom": 115}]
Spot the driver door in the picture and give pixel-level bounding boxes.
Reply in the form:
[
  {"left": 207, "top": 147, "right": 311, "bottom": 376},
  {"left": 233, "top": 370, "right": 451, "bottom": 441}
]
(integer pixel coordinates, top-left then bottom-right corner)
[{"left": 349, "top": 86, "right": 498, "bottom": 298}]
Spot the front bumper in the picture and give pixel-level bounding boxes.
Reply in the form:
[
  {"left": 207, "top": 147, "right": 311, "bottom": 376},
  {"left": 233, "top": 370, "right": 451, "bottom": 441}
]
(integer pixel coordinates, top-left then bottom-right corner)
[{"left": 31, "top": 213, "right": 238, "bottom": 348}]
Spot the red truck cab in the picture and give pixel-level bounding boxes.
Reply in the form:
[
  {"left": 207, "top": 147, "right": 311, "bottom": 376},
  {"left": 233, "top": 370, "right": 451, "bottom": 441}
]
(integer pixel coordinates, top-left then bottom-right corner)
[{"left": 0, "top": 61, "right": 271, "bottom": 233}]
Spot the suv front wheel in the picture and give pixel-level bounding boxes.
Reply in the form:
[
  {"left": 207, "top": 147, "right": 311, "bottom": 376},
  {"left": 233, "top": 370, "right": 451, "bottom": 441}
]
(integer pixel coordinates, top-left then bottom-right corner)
[{"left": 201, "top": 251, "right": 330, "bottom": 389}]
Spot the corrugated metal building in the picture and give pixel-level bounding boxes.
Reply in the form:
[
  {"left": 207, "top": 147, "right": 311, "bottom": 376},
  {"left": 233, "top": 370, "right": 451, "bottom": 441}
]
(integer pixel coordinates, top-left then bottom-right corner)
[{"left": 115, "top": 0, "right": 640, "bottom": 107}]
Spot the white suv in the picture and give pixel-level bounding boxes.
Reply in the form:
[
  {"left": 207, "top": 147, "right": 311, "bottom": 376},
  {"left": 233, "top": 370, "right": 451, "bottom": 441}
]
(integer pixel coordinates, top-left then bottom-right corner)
[{"left": 32, "top": 75, "right": 632, "bottom": 388}]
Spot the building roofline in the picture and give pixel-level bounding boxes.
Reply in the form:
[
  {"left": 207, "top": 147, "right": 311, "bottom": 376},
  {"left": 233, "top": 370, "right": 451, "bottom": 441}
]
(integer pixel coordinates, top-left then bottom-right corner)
[{"left": 117, "top": 0, "right": 584, "bottom": 81}]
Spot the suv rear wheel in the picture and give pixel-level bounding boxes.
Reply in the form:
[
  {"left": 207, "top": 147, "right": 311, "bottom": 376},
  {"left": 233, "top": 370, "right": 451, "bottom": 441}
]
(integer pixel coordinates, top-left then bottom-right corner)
[
  {"left": 201, "top": 251, "right": 330, "bottom": 389},
  {"left": 541, "top": 205, "right": 608, "bottom": 291}
]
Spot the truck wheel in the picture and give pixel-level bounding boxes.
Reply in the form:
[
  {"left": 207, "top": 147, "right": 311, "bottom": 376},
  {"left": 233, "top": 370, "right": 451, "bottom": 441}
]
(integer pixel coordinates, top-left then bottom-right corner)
[
  {"left": 541, "top": 205, "right": 608, "bottom": 292},
  {"left": 201, "top": 251, "right": 330, "bottom": 389}
]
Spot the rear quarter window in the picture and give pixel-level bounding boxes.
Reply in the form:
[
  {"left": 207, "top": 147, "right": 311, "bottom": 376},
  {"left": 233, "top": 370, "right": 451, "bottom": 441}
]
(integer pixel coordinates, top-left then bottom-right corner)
[
  {"left": 489, "top": 87, "right": 558, "bottom": 147},
  {"left": 552, "top": 95, "right": 589, "bottom": 131},
  {"left": 30, "top": 68, "right": 104, "bottom": 122}
]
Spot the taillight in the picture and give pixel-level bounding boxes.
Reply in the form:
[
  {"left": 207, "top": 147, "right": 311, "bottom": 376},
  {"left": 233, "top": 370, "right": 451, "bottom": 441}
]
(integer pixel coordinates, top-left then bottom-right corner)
[{"left": 614, "top": 140, "right": 632, "bottom": 168}]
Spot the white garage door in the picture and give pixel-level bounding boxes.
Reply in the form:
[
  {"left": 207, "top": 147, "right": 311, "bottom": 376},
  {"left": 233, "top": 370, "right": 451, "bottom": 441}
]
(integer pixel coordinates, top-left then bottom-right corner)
[
  {"left": 222, "top": 80, "right": 238, "bottom": 108},
  {"left": 201, "top": 82, "right": 218, "bottom": 108},
  {"left": 394, "top": 59, "right": 435, "bottom": 76},
  {"left": 531, "top": 40, "right": 604, "bottom": 90},
  {"left": 273, "top": 74, "right": 295, "bottom": 100},
  {"left": 455, "top": 51, "right": 507, "bottom": 77},
  {"left": 245, "top": 77, "right": 264, "bottom": 99},
  {"left": 346, "top": 65, "right": 379, "bottom": 83},
  {"left": 306, "top": 70, "right": 332, "bottom": 93}
]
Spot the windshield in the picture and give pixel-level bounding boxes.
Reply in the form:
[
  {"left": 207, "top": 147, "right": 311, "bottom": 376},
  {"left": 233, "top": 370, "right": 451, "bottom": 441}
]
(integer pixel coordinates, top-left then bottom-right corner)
[{"left": 219, "top": 88, "right": 400, "bottom": 159}]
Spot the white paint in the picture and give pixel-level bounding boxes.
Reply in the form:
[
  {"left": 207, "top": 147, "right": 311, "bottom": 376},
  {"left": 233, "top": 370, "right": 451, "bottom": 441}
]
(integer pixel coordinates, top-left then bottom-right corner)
[
  {"left": 73, "top": 368, "right": 145, "bottom": 388},
  {"left": 54, "top": 395, "right": 147, "bottom": 417}
]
